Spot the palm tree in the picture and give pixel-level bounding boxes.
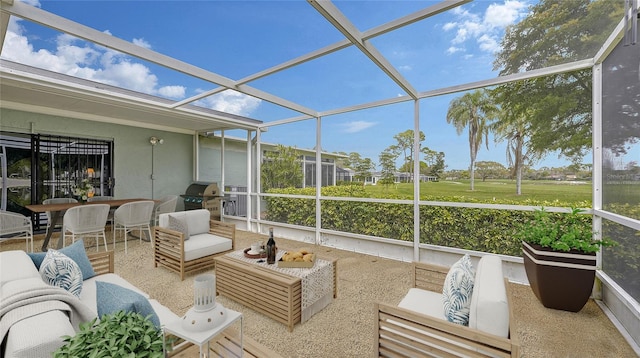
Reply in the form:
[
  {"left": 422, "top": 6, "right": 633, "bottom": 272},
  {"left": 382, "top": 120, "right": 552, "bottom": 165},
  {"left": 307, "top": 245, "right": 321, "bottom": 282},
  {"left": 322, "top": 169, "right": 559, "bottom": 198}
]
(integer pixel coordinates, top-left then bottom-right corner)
[
  {"left": 492, "top": 115, "right": 534, "bottom": 195},
  {"left": 446, "top": 89, "right": 497, "bottom": 190}
]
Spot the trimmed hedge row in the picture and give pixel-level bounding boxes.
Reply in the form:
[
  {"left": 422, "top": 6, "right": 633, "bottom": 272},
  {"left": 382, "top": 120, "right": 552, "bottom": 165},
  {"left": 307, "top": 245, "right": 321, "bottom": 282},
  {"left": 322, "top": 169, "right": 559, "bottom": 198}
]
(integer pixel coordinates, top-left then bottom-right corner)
[
  {"left": 264, "top": 186, "right": 591, "bottom": 257},
  {"left": 266, "top": 186, "right": 638, "bottom": 301}
]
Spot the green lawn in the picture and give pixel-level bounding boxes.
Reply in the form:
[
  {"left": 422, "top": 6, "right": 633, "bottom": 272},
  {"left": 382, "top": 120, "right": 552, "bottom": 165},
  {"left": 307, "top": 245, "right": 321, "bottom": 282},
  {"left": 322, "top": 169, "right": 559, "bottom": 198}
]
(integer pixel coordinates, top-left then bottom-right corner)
[{"left": 365, "top": 179, "right": 592, "bottom": 205}]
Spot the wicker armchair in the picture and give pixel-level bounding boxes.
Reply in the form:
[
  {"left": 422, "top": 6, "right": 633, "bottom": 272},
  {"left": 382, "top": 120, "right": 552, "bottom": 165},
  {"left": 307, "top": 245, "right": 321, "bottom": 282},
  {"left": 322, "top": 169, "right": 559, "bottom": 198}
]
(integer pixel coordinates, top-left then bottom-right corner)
[
  {"left": 62, "top": 204, "right": 110, "bottom": 251},
  {"left": 152, "top": 195, "right": 178, "bottom": 226},
  {"left": 0, "top": 210, "right": 33, "bottom": 252},
  {"left": 43, "top": 197, "right": 77, "bottom": 238}
]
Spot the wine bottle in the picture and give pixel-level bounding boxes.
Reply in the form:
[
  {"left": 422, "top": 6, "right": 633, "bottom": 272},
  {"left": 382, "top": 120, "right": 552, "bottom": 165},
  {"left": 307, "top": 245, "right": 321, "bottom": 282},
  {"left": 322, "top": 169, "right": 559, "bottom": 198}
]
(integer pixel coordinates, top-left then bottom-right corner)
[{"left": 266, "top": 228, "right": 276, "bottom": 264}]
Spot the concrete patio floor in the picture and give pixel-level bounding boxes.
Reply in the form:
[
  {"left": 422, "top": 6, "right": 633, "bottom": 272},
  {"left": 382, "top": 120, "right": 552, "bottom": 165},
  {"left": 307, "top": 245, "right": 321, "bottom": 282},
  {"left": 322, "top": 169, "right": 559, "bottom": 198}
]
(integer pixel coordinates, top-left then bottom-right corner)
[{"left": 1, "top": 229, "right": 638, "bottom": 357}]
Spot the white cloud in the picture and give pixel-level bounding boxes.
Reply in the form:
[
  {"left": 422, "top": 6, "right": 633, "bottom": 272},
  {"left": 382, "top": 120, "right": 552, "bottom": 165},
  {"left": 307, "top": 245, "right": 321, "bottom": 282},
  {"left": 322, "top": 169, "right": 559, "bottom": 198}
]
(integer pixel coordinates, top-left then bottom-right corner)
[
  {"left": 452, "top": 27, "right": 468, "bottom": 44},
  {"left": 0, "top": 21, "right": 207, "bottom": 103},
  {"left": 443, "top": 0, "right": 529, "bottom": 55},
  {"left": 2, "top": 22, "right": 264, "bottom": 115},
  {"left": 55, "top": 34, "right": 101, "bottom": 69},
  {"left": 478, "top": 34, "right": 500, "bottom": 53},
  {"left": 196, "top": 90, "right": 261, "bottom": 116},
  {"left": 1, "top": 20, "right": 265, "bottom": 115},
  {"left": 158, "top": 86, "right": 186, "bottom": 99},
  {"left": 446, "top": 46, "right": 464, "bottom": 55},
  {"left": 443, "top": 22, "right": 457, "bottom": 31},
  {"left": 133, "top": 38, "right": 151, "bottom": 49},
  {"left": 340, "top": 120, "right": 376, "bottom": 133},
  {"left": 398, "top": 65, "right": 412, "bottom": 71},
  {"left": 485, "top": 1, "right": 528, "bottom": 29}
]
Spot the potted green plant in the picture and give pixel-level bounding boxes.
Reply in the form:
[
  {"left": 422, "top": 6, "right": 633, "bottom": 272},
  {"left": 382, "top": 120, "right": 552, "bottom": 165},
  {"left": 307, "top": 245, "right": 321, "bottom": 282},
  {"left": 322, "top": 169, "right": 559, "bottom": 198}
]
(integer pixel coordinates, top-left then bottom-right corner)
[
  {"left": 54, "top": 310, "right": 167, "bottom": 358},
  {"left": 518, "top": 207, "right": 616, "bottom": 312}
]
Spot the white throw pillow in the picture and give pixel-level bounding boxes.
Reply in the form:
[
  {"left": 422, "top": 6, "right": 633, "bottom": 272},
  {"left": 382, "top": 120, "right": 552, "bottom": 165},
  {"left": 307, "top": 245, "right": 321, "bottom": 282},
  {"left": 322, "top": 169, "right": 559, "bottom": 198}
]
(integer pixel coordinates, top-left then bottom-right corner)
[
  {"left": 442, "top": 254, "right": 475, "bottom": 326},
  {"left": 39, "top": 249, "right": 83, "bottom": 297}
]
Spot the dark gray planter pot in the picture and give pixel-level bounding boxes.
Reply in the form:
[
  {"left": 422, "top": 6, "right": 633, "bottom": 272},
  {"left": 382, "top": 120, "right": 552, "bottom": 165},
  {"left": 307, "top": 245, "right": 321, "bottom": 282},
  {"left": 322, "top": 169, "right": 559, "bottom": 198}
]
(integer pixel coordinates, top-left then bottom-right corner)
[{"left": 522, "top": 241, "right": 596, "bottom": 312}]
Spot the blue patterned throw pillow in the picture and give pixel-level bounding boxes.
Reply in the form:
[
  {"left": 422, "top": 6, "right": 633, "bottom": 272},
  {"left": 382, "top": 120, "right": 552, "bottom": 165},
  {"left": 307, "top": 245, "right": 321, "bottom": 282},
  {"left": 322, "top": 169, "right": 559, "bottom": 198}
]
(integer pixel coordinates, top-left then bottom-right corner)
[
  {"left": 39, "top": 249, "right": 83, "bottom": 297},
  {"left": 442, "top": 254, "right": 475, "bottom": 326},
  {"left": 28, "top": 239, "right": 96, "bottom": 280}
]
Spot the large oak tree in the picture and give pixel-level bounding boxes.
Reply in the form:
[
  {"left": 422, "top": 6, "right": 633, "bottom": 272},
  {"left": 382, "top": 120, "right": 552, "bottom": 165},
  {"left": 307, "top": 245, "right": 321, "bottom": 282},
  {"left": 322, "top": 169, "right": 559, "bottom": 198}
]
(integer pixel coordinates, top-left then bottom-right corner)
[{"left": 492, "top": 0, "right": 625, "bottom": 163}]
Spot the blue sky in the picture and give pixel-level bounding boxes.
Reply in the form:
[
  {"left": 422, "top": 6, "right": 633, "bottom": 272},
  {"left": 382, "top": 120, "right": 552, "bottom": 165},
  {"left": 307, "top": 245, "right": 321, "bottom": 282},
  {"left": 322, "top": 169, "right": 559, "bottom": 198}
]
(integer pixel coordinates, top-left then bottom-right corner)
[{"left": 2, "top": 0, "right": 596, "bottom": 171}]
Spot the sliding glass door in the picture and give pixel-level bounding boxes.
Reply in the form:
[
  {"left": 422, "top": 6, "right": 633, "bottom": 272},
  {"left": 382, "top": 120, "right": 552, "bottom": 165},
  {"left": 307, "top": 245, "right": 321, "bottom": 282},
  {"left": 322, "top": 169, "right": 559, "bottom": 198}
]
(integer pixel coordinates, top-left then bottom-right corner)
[{"left": 0, "top": 132, "right": 114, "bottom": 230}]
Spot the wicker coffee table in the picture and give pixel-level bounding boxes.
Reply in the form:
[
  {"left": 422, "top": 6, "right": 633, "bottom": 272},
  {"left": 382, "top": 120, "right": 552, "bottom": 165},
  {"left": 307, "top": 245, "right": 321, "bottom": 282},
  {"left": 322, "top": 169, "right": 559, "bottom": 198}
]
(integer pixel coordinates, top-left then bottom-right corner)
[{"left": 214, "top": 251, "right": 337, "bottom": 332}]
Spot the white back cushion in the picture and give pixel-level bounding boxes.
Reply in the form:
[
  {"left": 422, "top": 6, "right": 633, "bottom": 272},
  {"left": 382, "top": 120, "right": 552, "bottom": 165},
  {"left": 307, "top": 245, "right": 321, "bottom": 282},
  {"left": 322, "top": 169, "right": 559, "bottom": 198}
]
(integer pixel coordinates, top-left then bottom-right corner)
[
  {"left": 159, "top": 209, "right": 210, "bottom": 235},
  {"left": 468, "top": 255, "right": 509, "bottom": 338},
  {"left": 0, "top": 251, "right": 40, "bottom": 287}
]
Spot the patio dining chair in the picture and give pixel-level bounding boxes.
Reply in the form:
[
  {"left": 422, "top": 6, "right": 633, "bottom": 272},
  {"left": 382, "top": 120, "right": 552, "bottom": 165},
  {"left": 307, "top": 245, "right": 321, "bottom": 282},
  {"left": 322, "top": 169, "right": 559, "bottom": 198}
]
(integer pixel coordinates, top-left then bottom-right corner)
[
  {"left": 0, "top": 210, "right": 34, "bottom": 252},
  {"left": 113, "top": 200, "right": 155, "bottom": 253},
  {"left": 152, "top": 195, "right": 178, "bottom": 226},
  {"left": 87, "top": 196, "right": 116, "bottom": 224},
  {"left": 62, "top": 204, "right": 110, "bottom": 251},
  {"left": 43, "top": 197, "right": 78, "bottom": 238}
]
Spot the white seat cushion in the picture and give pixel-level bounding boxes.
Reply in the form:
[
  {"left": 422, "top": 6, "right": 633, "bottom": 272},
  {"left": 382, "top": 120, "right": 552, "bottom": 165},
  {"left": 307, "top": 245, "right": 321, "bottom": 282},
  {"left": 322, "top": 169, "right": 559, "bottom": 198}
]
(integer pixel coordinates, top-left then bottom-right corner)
[
  {"left": 398, "top": 288, "right": 445, "bottom": 320},
  {"left": 183, "top": 234, "right": 232, "bottom": 261},
  {"left": 468, "top": 255, "right": 509, "bottom": 338}
]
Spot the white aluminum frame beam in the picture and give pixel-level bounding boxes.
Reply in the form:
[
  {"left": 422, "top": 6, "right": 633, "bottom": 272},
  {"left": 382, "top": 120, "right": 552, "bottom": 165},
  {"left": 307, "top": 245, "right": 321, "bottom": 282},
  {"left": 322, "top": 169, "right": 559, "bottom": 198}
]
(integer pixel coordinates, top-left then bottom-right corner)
[
  {"left": 0, "top": 63, "right": 260, "bottom": 132},
  {"left": 0, "top": 0, "right": 12, "bottom": 54},
  {"left": 268, "top": 58, "right": 594, "bottom": 125},
  {"left": 308, "top": 0, "right": 418, "bottom": 99},
  {"left": 236, "top": 0, "right": 470, "bottom": 88}
]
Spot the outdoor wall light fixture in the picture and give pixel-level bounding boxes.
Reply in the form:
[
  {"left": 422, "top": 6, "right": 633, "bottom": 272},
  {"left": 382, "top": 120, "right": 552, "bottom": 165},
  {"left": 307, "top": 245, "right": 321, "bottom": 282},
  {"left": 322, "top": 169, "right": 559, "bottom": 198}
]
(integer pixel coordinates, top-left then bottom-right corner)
[
  {"left": 149, "top": 136, "right": 164, "bottom": 146},
  {"left": 149, "top": 136, "right": 163, "bottom": 199}
]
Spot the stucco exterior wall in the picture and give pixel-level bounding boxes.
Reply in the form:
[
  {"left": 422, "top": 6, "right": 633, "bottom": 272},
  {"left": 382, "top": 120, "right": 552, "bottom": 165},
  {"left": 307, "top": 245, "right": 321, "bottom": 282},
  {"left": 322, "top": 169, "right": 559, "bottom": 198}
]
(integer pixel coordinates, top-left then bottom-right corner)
[{"left": 0, "top": 108, "right": 194, "bottom": 208}]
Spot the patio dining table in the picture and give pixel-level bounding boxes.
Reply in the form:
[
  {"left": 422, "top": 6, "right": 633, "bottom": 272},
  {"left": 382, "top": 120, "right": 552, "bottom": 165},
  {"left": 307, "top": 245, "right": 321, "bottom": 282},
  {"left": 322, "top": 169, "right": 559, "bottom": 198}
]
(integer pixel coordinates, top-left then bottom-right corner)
[{"left": 26, "top": 198, "right": 153, "bottom": 251}]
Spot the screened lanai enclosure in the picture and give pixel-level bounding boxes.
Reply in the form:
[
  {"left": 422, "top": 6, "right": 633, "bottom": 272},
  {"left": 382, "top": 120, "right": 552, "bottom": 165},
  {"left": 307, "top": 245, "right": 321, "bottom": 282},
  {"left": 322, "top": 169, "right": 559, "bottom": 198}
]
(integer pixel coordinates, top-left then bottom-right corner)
[{"left": 1, "top": 0, "right": 639, "bottom": 351}]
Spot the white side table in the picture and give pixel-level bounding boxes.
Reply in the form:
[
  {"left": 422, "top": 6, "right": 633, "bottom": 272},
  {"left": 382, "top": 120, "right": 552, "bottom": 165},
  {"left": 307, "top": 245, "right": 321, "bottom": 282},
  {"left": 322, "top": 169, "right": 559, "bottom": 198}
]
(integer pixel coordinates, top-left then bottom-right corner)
[{"left": 164, "top": 308, "right": 243, "bottom": 357}]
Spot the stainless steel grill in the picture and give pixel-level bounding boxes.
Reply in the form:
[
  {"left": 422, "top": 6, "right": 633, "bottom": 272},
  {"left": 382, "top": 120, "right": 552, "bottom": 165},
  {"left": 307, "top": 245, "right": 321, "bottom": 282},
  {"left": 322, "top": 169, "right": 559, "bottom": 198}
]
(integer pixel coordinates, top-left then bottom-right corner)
[{"left": 180, "top": 182, "right": 220, "bottom": 211}]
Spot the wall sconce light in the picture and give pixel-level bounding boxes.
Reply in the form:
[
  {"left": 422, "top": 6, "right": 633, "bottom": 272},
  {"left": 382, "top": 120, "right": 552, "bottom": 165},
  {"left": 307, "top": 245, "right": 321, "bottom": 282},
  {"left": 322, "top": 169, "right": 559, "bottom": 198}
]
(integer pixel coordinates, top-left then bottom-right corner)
[
  {"left": 149, "top": 136, "right": 164, "bottom": 146},
  {"left": 149, "top": 136, "right": 164, "bottom": 199}
]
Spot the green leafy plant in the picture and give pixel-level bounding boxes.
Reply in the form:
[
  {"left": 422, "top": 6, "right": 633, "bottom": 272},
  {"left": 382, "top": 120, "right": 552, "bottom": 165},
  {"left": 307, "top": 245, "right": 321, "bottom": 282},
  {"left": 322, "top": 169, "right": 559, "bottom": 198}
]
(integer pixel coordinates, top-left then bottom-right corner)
[
  {"left": 54, "top": 310, "right": 166, "bottom": 358},
  {"left": 518, "top": 207, "right": 616, "bottom": 253}
]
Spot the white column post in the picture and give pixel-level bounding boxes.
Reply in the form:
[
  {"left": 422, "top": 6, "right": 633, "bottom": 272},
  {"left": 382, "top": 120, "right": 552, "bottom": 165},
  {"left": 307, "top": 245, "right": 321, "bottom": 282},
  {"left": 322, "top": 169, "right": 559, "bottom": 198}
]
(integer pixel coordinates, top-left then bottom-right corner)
[
  {"left": 413, "top": 100, "right": 421, "bottom": 262},
  {"left": 316, "top": 117, "right": 322, "bottom": 245}
]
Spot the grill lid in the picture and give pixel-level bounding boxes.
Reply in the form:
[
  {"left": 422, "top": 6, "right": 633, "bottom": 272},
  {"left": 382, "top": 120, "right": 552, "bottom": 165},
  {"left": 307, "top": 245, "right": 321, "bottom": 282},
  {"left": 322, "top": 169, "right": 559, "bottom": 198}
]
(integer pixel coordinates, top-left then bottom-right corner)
[{"left": 182, "top": 182, "right": 219, "bottom": 197}]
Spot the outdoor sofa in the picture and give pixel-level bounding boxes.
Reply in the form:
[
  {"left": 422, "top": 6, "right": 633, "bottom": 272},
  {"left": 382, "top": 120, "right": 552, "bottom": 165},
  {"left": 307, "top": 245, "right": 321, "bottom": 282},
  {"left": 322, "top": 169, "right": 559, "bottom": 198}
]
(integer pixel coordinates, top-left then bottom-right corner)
[{"left": 0, "top": 241, "right": 177, "bottom": 357}]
